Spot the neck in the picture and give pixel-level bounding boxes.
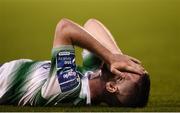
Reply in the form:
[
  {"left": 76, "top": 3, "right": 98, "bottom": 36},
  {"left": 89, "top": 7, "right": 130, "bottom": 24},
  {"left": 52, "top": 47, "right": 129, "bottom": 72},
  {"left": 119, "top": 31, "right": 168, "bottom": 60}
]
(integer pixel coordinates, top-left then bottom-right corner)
[{"left": 89, "top": 76, "right": 106, "bottom": 102}]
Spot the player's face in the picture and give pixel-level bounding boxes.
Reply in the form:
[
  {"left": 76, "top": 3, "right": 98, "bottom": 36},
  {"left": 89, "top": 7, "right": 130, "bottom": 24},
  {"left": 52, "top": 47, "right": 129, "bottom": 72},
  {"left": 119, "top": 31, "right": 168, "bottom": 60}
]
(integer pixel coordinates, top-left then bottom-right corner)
[
  {"left": 104, "top": 72, "right": 141, "bottom": 105},
  {"left": 114, "top": 72, "right": 141, "bottom": 96}
]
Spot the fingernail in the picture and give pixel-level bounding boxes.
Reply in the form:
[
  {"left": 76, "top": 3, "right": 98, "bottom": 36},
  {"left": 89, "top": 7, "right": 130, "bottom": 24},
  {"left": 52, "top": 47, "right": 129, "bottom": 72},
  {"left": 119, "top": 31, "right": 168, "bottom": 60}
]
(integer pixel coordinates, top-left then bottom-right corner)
[{"left": 144, "top": 70, "right": 148, "bottom": 74}]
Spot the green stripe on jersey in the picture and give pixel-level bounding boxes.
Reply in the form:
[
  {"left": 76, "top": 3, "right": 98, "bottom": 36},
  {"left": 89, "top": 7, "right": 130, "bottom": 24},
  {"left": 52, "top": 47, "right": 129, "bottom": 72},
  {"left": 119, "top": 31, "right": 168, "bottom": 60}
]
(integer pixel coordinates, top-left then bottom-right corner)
[{"left": 0, "top": 61, "right": 37, "bottom": 105}]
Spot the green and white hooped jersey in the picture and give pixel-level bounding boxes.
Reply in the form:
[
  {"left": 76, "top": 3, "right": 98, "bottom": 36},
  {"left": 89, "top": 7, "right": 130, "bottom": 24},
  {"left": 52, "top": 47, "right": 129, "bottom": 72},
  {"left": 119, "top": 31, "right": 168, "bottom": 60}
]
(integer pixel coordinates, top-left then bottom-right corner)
[{"left": 0, "top": 45, "right": 101, "bottom": 106}]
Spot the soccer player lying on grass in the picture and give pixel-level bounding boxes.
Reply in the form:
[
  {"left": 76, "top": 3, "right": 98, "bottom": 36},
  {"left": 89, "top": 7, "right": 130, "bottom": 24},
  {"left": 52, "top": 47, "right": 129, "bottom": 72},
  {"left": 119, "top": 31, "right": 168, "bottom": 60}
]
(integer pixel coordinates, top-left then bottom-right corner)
[{"left": 0, "top": 18, "right": 150, "bottom": 107}]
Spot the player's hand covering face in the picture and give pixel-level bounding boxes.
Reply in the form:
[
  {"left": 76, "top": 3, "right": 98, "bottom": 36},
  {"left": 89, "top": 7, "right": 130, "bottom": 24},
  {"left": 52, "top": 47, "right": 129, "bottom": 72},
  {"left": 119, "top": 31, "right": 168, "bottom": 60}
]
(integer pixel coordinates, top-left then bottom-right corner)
[{"left": 108, "top": 54, "right": 146, "bottom": 77}]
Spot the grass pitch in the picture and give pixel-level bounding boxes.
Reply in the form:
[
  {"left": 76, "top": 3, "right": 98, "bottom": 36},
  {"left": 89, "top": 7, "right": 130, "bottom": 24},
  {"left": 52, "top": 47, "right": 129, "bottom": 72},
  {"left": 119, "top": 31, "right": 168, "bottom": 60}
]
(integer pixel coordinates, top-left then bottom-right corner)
[{"left": 0, "top": 0, "right": 180, "bottom": 112}]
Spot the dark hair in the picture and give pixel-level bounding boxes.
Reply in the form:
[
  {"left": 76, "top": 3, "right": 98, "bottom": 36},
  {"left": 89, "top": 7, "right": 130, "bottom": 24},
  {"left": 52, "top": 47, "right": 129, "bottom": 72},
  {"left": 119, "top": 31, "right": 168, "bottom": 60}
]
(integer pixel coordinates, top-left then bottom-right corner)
[
  {"left": 101, "top": 65, "right": 151, "bottom": 107},
  {"left": 121, "top": 74, "right": 150, "bottom": 107}
]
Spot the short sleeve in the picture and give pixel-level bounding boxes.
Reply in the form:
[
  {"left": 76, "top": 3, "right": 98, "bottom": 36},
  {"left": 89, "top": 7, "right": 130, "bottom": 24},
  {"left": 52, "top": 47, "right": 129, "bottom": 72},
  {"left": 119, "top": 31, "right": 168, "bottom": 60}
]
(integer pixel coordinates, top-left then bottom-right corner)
[
  {"left": 52, "top": 45, "right": 80, "bottom": 92},
  {"left": 81, "top": 49, "right": 102, "bottom": 72},
  {"left": 41, "top": 45, "right": 81, "bottom": 103}
]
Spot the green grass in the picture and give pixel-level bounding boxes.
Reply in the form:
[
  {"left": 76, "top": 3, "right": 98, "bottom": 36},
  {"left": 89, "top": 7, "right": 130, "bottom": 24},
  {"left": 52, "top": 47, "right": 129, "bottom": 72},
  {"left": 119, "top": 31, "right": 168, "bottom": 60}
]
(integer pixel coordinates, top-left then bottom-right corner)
[{"left": 0, "top": 0, "right": 180, "bottom": 112}]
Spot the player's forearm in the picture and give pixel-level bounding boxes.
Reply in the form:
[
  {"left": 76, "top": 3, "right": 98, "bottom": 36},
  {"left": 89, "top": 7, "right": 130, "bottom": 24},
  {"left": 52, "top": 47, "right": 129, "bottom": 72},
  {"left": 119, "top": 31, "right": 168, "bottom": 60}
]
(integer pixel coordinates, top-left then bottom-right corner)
[
  {"left": 53, "top": 18, "right": 113, "bottom": 65},
  {"left": 84, "top": 19, "right": 122, "bottom": 55}
]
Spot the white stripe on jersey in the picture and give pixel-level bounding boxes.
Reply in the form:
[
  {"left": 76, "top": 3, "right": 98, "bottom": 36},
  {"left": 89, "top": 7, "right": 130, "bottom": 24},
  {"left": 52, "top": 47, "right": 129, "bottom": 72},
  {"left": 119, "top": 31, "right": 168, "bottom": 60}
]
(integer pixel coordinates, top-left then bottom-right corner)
[
  {"left": 18, "top": 61, "right": 50, "bottom": 106},
  {"left": 0, "top": 59, "right": 32, "bottom": 98},
  {"left": 0, "top": 59, "right": 51, "bottom": 106}
]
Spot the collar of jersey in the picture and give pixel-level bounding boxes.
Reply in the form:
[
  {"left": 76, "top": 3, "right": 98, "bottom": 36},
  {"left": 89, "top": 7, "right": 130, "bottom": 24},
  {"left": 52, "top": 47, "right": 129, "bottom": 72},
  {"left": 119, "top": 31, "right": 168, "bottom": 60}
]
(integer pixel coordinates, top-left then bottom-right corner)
[{"left": 78, "top": 71, "right": 92, "bottom": 105}]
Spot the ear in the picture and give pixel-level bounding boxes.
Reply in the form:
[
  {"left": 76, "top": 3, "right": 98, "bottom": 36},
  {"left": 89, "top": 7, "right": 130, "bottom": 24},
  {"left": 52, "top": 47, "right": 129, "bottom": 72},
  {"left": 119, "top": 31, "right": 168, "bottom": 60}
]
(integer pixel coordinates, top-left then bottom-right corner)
[{"left": 106, "top": 81, "right": 118, "bottom": 93}]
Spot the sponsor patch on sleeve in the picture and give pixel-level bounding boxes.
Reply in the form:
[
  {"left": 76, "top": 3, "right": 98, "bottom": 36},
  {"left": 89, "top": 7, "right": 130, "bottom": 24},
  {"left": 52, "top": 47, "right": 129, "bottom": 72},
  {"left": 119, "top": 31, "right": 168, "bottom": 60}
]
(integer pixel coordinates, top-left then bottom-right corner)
[
  {"left": 56, "top": 50, "right": 76, "bottom": 69},
  {"left": 56, "top": 50, "right": 79, "bottom": 92},
  {"left": 57, "top": 69, "right": 80, "bottom": 92}
]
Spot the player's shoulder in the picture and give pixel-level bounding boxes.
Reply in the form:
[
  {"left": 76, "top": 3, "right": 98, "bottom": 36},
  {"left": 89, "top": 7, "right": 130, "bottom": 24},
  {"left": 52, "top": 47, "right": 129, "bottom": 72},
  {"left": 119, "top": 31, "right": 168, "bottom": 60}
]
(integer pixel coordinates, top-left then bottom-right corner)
[
  {"left": 4, "top": 59, "right": 33, "bottom": 64},
  {"left": 0, "top": 59, "right": 36, "bottom": 80},
  {"left": 5, "top": 59, "right": 50, "bottom": 64},
  {"left": 1, "top": 59, "right": 32, "bottom": 67},
  {"left": 1, "top": 59, "right": 51, "bottom": 70}
]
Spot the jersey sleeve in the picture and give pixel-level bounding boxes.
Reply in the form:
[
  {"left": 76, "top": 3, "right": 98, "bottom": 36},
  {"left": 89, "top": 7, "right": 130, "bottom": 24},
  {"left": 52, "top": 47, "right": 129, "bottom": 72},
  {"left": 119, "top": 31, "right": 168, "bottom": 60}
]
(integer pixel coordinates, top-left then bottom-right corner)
[
  {"left": 81, "top": 49, "right": 102, "bottom": 73},
  {"left": 41, "top": 45, "right": 81, "bottom": 105}
]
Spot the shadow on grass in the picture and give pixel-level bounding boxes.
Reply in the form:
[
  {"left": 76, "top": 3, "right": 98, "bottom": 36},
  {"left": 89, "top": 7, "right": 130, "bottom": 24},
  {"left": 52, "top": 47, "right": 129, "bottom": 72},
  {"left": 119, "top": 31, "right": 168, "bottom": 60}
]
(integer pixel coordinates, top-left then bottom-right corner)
[
  {"left": 0, "top": 105, "right": 134, "bottom": 112},
  {"left": 0, "top": 102, "right": 180, "bottom": 112}
]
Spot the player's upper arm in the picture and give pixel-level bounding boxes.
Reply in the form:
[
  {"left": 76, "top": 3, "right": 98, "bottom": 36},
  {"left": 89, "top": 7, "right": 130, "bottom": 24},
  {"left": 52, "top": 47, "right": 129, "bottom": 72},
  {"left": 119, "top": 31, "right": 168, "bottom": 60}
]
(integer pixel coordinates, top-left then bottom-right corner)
[{"left": 41, "top": 45, "right": 80, "bottom": 100}]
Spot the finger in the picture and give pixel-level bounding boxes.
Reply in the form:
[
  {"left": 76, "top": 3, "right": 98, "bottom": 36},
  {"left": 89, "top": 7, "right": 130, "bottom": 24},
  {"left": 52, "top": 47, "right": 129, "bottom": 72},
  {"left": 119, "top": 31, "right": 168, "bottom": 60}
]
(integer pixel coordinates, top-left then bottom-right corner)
[
  {"left": 128, "top": 56, "right": 141, "bottom": 64},
  {"left": 111, "top": 68, "right": 125, "bottom": 78},
  {"left": 124, "top": 66, "right": 144, "bottom": 75},
  {"left": 125, "top": 55, "right": 141, "bottom": 64},
  {"left": 128, "top": 60, "right": 146, "bottom": 73}
]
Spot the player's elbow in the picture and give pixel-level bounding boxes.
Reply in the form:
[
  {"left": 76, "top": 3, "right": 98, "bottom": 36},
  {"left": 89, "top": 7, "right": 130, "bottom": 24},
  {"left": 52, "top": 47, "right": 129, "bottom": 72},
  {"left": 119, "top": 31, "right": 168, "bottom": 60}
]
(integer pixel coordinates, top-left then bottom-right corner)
[
  {"left": 55, "top": 18, "right": 72, "bottom": 35},
  {"left": 84, "top": 18, "right": 102, "bottom": 28}
]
